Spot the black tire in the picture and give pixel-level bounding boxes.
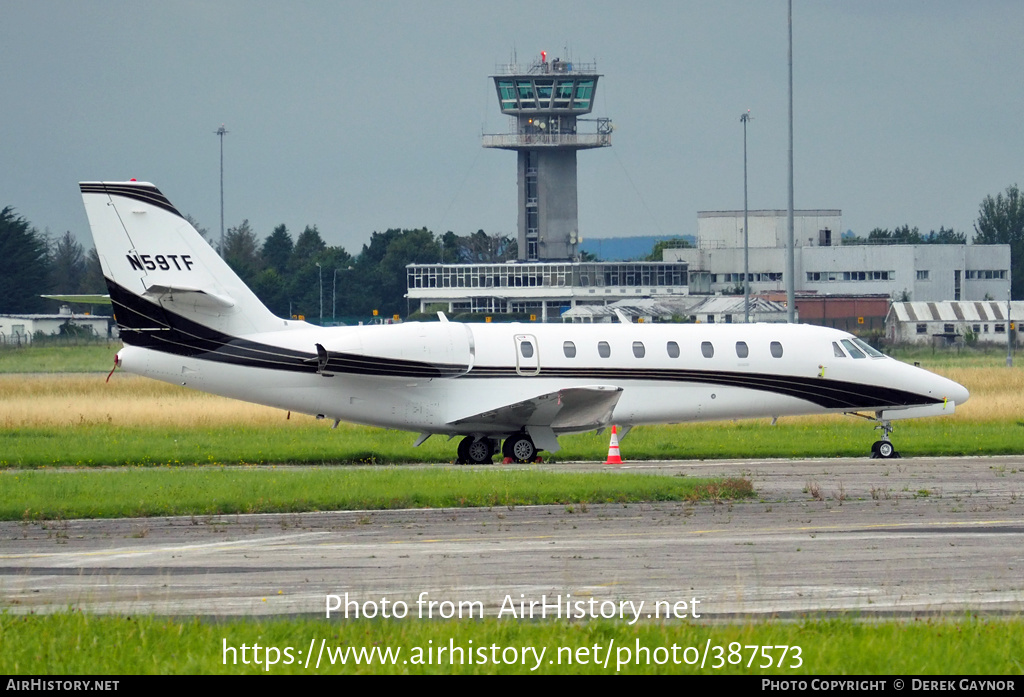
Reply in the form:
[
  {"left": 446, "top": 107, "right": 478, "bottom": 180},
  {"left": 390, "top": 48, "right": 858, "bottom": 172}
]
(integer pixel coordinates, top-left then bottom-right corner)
[
  {"left": 456, "top": 436, "right": 474, "bottom": 464},
  {"left": 877, "top": 441, "right": 897, "bottom": 459},
  {"left": 466, "top": 438, "right": 493, "bottom": 465},
  {"left": 505, "top": 435, "right": 537, "bottom": 463}
]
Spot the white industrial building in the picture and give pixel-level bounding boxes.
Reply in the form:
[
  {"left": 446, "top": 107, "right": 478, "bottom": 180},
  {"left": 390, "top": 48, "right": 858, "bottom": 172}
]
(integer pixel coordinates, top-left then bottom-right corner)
[
  {"left": 0, "top": 306, "right": 113, "bottom": 345},
  {"left": 886, "top": 301, "right": 1022, "bottom": 347},
  {"left": 666, "top": 210, "right": 1010, "bottom": 302}
]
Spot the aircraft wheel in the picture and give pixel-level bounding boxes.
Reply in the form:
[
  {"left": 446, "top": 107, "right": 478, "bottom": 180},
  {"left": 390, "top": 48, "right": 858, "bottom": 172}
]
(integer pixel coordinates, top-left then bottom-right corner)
[
  {"left": 456, "top": 436, "right": 474, "bottom": 464},
  {"left": 465, "top": 438, "right": 494, "bottom": 465},
  {"left": 877, "top": 441, "right": 898, "bottom": 459},
  {"left": 504, "top": 434, "right": 537, "bottom": 463},
  {"left": 870, "top": 440, "right": 882, "bottom": 457}
]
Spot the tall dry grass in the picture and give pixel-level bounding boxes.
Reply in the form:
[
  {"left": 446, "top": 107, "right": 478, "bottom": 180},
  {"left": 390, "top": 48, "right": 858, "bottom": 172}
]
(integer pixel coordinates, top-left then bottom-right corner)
[
  {"left": 0, "top": 374, "right": 307, "bottom": 429},
  {"left": 1, "top": 365, "right": 1019, "bottom": 430}
]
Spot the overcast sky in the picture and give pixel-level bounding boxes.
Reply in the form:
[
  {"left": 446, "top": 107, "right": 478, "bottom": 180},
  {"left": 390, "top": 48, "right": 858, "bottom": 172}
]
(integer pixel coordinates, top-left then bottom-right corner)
[{"left": 3, "top": 1, "right": 1022, "bottom": 254}]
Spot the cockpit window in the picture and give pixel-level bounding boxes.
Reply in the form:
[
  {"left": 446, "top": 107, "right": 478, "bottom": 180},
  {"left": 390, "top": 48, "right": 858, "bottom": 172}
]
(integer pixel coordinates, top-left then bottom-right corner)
[
  {"left": 840, "top": 339, "right": 865, "bottom": 359},
  {"left": 852, "top": 337, "right": 885, "bottom": 358},
  {"left": 833, "top": 342, "right": 846, "bottom": 358}
]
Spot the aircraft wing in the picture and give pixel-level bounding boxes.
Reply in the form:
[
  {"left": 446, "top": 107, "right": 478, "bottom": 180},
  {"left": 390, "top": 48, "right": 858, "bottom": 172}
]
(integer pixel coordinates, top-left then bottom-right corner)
[{"left": 448, "top": 385, "right": 623, "bottom": 436}]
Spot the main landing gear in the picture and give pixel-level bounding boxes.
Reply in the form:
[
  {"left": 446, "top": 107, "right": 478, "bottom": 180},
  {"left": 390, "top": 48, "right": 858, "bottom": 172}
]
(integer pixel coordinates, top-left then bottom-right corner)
[
  {"left": 870, "top": 419, "right": 900, "bottom": 459},
  {"left": 456, "top": 432, "right": 540, "bottom": 464},
  {"left": 502, "top": 432, "right": 537, "bottom": 464},
  {"left": 457, "top": 436, "right": 497, "bottom": 465}
]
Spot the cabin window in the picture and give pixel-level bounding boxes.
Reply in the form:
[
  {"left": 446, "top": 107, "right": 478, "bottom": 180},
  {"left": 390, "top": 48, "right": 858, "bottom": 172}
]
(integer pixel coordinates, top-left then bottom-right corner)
[
  {"left": 520, "top": 341, "right": 534, "bottom": 359},
  {"left": 667, "top": 341, "right": 680, "bottom": 358},
  {"left": 701, "top": 341, "right": 714, "bottom": 358},
  {"left": 632, "top": 341, "right": 645, "bottom": 358},
  {"left": 833, "top": 342, "right": 846, "bottom": 358},
  {"left": 735, "top": 341, "right": 748, "bottom": 358},
  {"left": 563, "top": 341, "right": 576, "bottom": 358},
  {"left": 598, "top": 341, "right": 611, "bottom": 358},
  {"left": 840, "top": 339, "right": 865, "bottom": 358},
  {"left": 770, "top": 341, "right": 784, "bottom": 358}
]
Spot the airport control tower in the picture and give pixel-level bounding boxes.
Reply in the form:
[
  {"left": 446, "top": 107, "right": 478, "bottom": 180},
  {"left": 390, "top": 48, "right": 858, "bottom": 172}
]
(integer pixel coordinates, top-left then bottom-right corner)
[{"left": 483, "top": 52, "right": 611, "bottom": 261}]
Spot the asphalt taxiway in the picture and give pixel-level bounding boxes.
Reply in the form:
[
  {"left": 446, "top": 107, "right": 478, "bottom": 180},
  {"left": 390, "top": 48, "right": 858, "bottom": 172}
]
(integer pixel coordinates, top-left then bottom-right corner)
[{"left": 2, "top": 455, "right": 1022, "bottom": 619}]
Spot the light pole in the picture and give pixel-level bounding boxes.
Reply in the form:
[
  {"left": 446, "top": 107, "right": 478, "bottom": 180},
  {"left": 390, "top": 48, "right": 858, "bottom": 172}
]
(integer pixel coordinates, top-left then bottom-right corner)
[
  {"left": 315, "top": 262, "right": 323, "bottom": 323},
  {"left": 785, "top": 0, "right": 796, "bottom": 323},
  {"left": 741, "top": 110, "right": 752, "bottom": 322},
  {"left": 215, "top": 124, "right": 228, "bottom": 257},
  {"left": 1008, "top": 288, "right": 1014, "bottom": 368}
]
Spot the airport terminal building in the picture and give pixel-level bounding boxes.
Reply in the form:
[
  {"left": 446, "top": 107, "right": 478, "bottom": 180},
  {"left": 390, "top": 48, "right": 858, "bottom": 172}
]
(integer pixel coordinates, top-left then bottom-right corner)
[
  {"left": 666, "top": 210, "right": 1010, "bottom": 302},
  {"left": 406, "top": 261, "right": 689, "bottom": 321}
]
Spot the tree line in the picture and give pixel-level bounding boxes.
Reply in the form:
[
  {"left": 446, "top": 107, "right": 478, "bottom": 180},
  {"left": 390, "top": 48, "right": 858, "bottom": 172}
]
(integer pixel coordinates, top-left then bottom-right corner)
[
  {"left": 0, "top": 205, "right": 517, "bottom": 320},
  {"left": 3, "top": 184, "right": 1024, "bottom": 319}
]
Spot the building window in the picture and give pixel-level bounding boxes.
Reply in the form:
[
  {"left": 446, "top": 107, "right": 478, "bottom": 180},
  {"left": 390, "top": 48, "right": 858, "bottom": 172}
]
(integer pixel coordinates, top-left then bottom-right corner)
[
  {"left": 943, "top": 324, "right": 955, "bottom": 334},
  {"left": 735, "top": 341, "right": 748, "bottom": 358},
  {"left": 770, "top": 341, "right": 784, "bottom": 358},
  {"left": 563, "top": 341, "right": 576, "bottom": 358},
  {"left": 701, "top": 341, "right": 714, "bottom": 358},
  {"left": 917, "top": 270, "right": 929, "bottom": 281},
  {"left": 995, "top": 324, "right": 1006, "bottom": 333},
  {"left": 632, "top": 341, "right": 645, "bottom": 358},
  {"left": 667, "top": 341, "right": 680, "bottom": 358},
  {"left": 598, "top": 341, "right": 611, "bottom": 358},
  {"left": 916, "top": 323, "right": 927, "bottom": 334}
]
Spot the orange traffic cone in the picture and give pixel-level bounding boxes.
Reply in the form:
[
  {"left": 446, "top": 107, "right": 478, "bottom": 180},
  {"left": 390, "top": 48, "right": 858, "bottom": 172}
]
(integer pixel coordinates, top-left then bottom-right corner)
[{"left": 605, "top": 425, "right": 623, "bottom": 465}]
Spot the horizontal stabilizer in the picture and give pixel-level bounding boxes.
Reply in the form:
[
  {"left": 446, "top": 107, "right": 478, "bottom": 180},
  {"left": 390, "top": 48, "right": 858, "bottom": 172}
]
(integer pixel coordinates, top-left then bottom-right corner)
[
  {"left": 448, "top": 385, "right": 622, "bottom": 433},
  {"left": 142, "top": 284, "right": 236, "bottom": 309}
]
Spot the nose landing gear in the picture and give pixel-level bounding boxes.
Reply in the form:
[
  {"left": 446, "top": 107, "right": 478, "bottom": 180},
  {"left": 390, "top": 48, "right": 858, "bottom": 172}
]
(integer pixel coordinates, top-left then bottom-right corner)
[{"left": 870, "top": 420, "right": 900, "bottom": 459}]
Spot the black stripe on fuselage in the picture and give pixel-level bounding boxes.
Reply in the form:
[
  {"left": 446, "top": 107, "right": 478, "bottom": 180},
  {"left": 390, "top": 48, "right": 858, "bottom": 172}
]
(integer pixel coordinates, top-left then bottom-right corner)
[
  {"left": 107, "top": 279, "right": 937, "bottom": 410},
  {"left": 464, "top": 365, "right": 935, "bottom": 411},
  {"left": 106, "top": 279, "right": 467, "bottom": 378},
  {"left": 80, "top": 182, "right": 183, "bottom": 218}
]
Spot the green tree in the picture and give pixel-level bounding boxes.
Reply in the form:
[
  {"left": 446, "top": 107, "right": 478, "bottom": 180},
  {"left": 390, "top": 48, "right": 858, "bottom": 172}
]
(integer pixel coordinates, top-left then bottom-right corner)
[
  {"left": 48, "top": 231, "right": 87, "bottom": 296},
  {"left": 974, "top": 184, "right": 1024, "bottom": 299},
  {"left": 82, "top": 247, "right": 106, "bottom": 294},
  {"left": 645, "top": 237, "right": 692, "bottom": 261},
  {"left": 221, "top": 220, "right": 262, "bottom": 286},
  {"left": 261, "top": 224, "right": 293, "bottom": 274},
  {"left": 0, "top": 207, "right": 51, "bottom": 313}
]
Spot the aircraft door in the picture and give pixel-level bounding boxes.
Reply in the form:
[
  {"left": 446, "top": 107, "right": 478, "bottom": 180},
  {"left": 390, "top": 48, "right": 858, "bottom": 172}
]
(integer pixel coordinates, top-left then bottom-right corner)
[{"left": 514, "top": 334, "right": 540, "bottom": 376}]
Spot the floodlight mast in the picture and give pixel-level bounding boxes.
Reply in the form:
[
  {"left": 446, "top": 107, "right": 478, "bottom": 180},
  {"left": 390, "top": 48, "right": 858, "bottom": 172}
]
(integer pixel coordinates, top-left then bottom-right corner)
[
  {"left": 215, "top": 124, "right": 228, "bottom": 258},
  {"left": 741, "top": 110, "right": 752, "bottom": 323}
]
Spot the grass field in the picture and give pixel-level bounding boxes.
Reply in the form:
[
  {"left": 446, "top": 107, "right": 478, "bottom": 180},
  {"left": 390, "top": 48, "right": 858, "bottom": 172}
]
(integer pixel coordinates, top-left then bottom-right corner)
[
  {"left": 1, "top": 354, "right": 1020, "bottom": 468},
  {"left": 2, "top": 612, "right": 1021, "bottom": 674}
]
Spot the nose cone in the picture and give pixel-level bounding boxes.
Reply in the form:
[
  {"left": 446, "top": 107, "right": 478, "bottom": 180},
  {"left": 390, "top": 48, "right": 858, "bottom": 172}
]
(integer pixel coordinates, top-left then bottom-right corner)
[
  {"left": 931, "top": 372, "right": 969, "bottom": 406},
  {"left": 949, "top": 378, "right": 970, "bottom": 406}
]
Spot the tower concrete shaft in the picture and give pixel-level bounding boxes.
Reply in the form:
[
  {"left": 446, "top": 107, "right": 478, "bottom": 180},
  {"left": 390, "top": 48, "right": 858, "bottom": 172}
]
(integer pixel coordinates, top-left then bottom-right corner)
[{"left": 483, "top": 54, "right": 611, "bottom": 261}]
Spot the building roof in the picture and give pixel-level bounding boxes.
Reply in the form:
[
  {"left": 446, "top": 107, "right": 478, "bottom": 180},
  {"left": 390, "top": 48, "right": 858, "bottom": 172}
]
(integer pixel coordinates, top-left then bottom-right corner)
[{"left": 887, "top": 301, "right": 1023, "bottom": 323}]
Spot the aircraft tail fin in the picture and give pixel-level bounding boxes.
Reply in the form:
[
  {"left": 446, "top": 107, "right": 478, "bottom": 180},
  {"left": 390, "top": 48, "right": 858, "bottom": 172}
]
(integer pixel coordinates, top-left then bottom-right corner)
[{"left": 80, "top": 181, "right": 286, "bottom": 341}]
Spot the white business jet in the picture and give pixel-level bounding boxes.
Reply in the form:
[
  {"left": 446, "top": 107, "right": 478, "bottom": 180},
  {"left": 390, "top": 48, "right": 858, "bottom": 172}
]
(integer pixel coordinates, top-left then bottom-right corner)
[{"left": 81, "top": 181, "right": 969, "bottom": 463}]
